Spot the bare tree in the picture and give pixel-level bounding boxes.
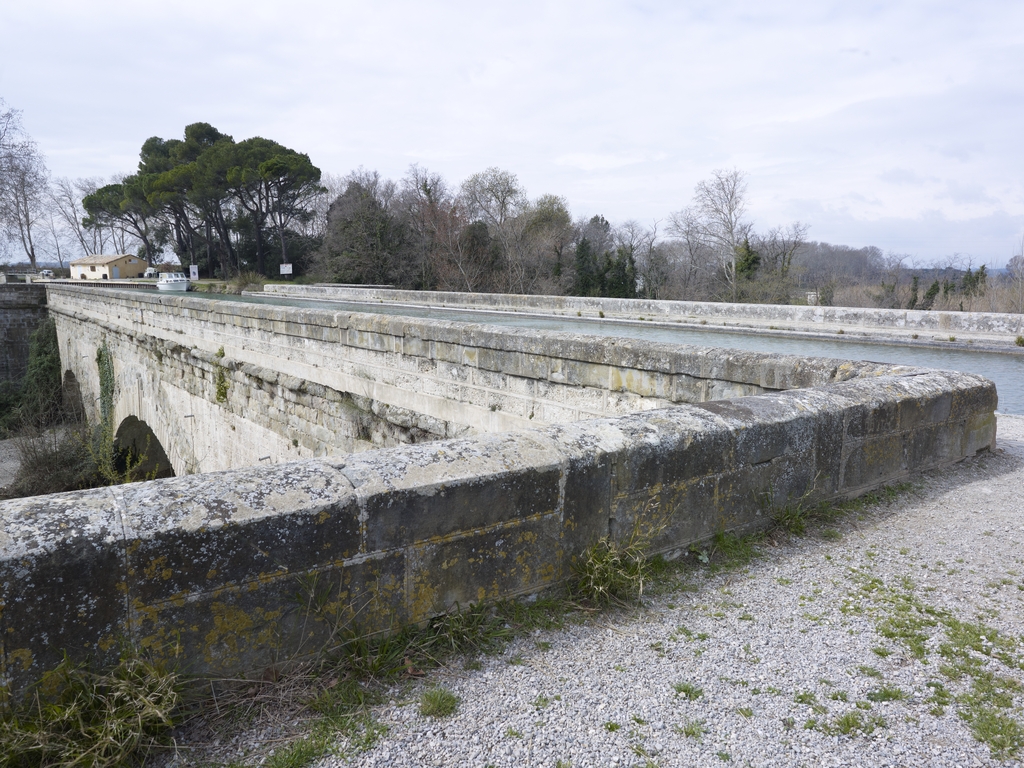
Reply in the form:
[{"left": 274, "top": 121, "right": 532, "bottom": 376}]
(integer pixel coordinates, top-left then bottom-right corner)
[
  {"left": 755, "top": 222, "right": 808, "bottom": 279},
  {"left": 0, "top": 100, "right": 49, "bottom": 270},
  {"left": 460, "top": 167, "right": 532, "bottom": 293},
  {"left": 49, "top": 176, "right": 125, "bottom": 257},
  {"left": 665, "top": 206, "right": 719, "bottom": 299},
  {"left": 689, "top": 168, "right": 753, "bottom": 300},
  {"left": 41, "top": 207, "right": 74, "bottom": 269},
  {"left": 307, "top": 172, "right": 346, "bottom": 239},
  {"left": 401, "top": 167, "right": 494, "bottom": 292}
]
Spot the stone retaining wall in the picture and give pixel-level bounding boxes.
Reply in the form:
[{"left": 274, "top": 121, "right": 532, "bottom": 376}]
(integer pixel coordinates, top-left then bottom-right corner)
[
  {"left": 0, "top": 364, "right": 997, "bottom": 700},
  {"left": 0, "top": 285, "right": 48, "bottom": 384}
]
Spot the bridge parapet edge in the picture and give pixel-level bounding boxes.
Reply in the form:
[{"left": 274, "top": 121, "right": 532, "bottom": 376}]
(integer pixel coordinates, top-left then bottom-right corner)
[
  {"left": 0, "top": 367, "right": 996, "bottom": 700},
  {"left": 263, "top": 284, "right": 1024, "bottom": 343}
]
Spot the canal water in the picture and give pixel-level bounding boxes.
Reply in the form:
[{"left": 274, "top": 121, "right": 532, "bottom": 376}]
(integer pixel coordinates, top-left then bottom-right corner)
[{"left": 193, "top": 291, "right": 1024, "bottom": 415}]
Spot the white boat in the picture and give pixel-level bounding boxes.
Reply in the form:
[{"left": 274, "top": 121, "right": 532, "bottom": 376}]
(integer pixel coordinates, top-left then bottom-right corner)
[{"left": 156, "top": 272, "right": 191, "bottom": 291}]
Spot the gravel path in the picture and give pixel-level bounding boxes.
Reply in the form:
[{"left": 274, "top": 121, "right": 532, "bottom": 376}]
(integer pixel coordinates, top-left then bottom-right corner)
[
  {"left": 0, "top": 437, "right": 20, "bottom": 490},
  {"left": 319, "top": 415, "right": 1024, "bottom": 768}
]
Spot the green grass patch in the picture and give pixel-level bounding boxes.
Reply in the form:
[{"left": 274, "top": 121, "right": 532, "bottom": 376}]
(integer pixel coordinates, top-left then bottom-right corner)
[
  {"left": 419, "top": 688, "right": 460, "bottom": 718},
  {"left": 673, "top": 681, "right": 703, "bottom": 700},
  {"left": 676, "top": 719, "right": 705, "bottom": 739},
  {"left": 825, "top": 710, "right": 886, "bottom": 736},
  {"left": 866, "top": 685, "right": 908, "bottom": 702}
]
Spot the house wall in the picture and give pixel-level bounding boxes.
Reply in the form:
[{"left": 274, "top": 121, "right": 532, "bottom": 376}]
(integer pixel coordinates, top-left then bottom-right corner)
[{"left": 71, "top": 256, "right": 146, "bottom": 280}]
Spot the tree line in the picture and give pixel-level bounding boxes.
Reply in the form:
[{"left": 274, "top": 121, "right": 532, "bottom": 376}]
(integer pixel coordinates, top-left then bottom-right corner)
[
  {"left": 309, "top": 166, "right": 811, "bottom": 302},
  {"left": 1, "top": 101, "right": 323, "bottom": 278},
  {"left": 3, "top": 98, "right": 1023, "bottom": 312}
]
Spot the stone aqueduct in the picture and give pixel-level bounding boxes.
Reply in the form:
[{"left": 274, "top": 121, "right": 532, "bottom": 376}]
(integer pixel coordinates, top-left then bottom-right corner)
[{"left": 0, "top": 284, "right": 999, "bottom": 699}]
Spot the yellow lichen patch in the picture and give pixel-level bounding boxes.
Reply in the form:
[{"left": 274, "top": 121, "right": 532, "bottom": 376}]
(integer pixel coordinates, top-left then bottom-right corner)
[
  {"left": 203, "top": 602, "right": 284, "bottom": 664},
  {"left": 863, "top": 436, "right": 901, "bottom": 466},
  {"left": 131, "top": 598, "right": 163, "bottom": 628},
  {"left": 97, "top": 635, "right": 116, "bottom": 652},
  {"left": 144, "top": 555, "right": 169, "bottom": 580},
  {"left": 206, "top": 569, "right": 218, "bottom": 580},
  {"left": 410, "top": 575, "right": 440, "bottom": 621},
  {"left": 9, "top": 648, "right": 33, "bottom": 672}
]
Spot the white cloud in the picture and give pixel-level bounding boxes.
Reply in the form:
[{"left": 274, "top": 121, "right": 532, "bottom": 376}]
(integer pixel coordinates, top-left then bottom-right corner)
[{"left": 2, "top": 0, "right": 1022, "bottom": 264}]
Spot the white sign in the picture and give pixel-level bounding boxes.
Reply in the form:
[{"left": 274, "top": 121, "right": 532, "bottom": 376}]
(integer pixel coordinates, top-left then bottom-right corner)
[
  {"left": 280, "top": 263, "right": 293, "bottom": 275},
  {"left": 189, "top": 265, "right": 199, "bottom": 281}
]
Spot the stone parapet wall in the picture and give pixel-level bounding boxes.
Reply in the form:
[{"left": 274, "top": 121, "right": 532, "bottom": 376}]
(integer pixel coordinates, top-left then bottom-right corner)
[
  {"left": 45, "top": 286, "right": 912, "bottom": 474},
  {"left": 264, "top": 284, "right": 1024, "bottom": 346},
  {"left": 0, "top": 285, "right": 48, "bottom": 384},
  {"left": 0, "top": 366, "right": 997, "bottom": 700}
]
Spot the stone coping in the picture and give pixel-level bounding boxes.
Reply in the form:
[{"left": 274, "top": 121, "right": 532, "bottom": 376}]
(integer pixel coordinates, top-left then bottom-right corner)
[{"left": 263, "top": 284, "right": 1024, "bottom": 349}]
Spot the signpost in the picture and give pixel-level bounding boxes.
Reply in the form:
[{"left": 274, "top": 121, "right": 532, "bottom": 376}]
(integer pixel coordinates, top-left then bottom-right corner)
[
  {"left": 189, "top": 265, "right": 199, "bottom": 281},
  {"left": 280, "top": 263, "right": 293, "bottom": 277}
]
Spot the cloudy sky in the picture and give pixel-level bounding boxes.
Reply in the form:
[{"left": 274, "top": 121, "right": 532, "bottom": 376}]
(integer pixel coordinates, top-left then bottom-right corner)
[{"left": 3, "top": 0, "right": 1022, "bottom": 265}]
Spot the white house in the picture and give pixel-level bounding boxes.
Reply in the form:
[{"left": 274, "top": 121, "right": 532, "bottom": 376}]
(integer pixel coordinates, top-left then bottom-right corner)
[{"left": 70, "top": 254, "right": 147, "bottom": 281}]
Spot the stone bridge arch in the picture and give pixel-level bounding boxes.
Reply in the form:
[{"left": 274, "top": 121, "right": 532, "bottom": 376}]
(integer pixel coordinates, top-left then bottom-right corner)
[
  {"left": 51, "top": 306, "right": 304, "bottom": 475},
  {"left": 113, "top": 416, "right": 174, "bottom": 479},
  {"left": 61, "top": 369, "right": 84, "bottom": 419}
]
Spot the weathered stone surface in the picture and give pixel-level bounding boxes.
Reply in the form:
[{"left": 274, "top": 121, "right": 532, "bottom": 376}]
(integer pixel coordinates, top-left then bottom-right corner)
[{"left": 0, "top": 285, "right": 999, "bottom": 700}]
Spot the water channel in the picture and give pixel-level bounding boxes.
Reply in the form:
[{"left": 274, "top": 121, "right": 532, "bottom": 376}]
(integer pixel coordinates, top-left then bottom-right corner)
[{"left": 187, "top": 291, "right": 1024, "bottom": 415}]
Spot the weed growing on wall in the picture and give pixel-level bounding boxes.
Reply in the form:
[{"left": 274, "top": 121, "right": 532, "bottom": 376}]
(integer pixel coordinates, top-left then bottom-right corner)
[
  {"left": 0, "top": 318, "right": 63, "bottom": 436},
  {"left": 214, "top": 346, "right": 229, "bottom": 403},
  {"left": 570, "top": 499, "right": 670, "bottom": 606},
  {"left": 95, "top": 342, "right": 115, "bottom": 429}
]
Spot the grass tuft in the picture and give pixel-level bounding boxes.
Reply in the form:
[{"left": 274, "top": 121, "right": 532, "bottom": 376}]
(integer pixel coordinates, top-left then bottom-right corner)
[
  {"left": 0, "top": 650, "right": 182, "bottom": 768},
  {"left": 570, "top": 501, "right": 668, "bottom": 605},
  {"left": 419, "top": 688, "right": 460, "bottom": 718},
  {"left": 673, "top": 681, "right": 703, "bottom": 701}
]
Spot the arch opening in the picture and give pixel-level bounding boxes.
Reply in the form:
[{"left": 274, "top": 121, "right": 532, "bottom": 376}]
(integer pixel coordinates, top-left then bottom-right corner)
[
  {"left": 61, "top": 370, "right": 84, "bottom": 420},
  {"left": 114, "top": 416, "right": 175, "bottom": 479}
]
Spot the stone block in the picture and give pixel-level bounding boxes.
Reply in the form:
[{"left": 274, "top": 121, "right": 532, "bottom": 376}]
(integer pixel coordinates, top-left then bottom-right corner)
[
  {"left": 144, "top": 550, "right": 404, "bottom": 674},
  {"left": 405, "top": 513, "right": 563, "bottom": 618},
  {"left": 118, "top": 461, "right": 360, "bottom": 605},
  {"left": 840, "top": 433, "right": 907, "bottom": 493},
  {"left": 0, "top": 488, "right": 128, "bottom": 700},
  {"left": 342, "top": 434, "right": 563, "bottom": 551}
]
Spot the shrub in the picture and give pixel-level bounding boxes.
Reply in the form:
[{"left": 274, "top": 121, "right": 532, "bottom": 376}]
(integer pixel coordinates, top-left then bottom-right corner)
[{"left": 229, "top": 270, "right": 266, "bottom": 294}]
